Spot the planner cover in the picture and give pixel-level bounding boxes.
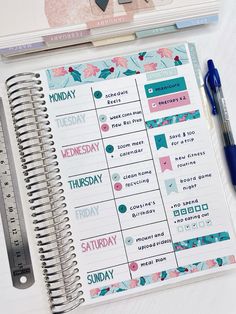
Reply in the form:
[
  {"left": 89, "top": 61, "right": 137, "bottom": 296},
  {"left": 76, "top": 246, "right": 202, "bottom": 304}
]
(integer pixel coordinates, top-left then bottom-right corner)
[
  {"left": 0, "top": 0, "right": 219, "bottom": 56},
  {"left": 3, "top": 42, "right": 236, "bottom": 313}
]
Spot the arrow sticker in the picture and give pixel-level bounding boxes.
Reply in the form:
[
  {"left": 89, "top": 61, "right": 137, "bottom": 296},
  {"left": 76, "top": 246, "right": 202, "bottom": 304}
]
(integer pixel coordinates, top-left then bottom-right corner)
[
  {"left": 165, "top": 178, "right": 178, "bottom": 195},
  {"left": 154, "top": 134, "right": 168, "bottom": 150},
  {"left": 95, "top": 0, "right": 109, "bottom": 12},
  {"left": 159, "top": 156, "right": 173, "bottom": 172}
]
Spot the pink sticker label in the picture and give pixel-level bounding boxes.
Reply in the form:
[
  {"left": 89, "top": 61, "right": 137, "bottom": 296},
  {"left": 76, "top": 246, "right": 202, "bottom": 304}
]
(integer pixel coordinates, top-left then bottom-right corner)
[
  {"left": 43, "top": 30, "right": 91, "bottom": 43},
  {"left": 148, "top": 91, "right": 190, "bottom": 113},
  {"left": 159, "top": 156, "right": 173, "bottom": 172},
  {"left": 87, "top": 14, "right": 133, "bottom": 29}
]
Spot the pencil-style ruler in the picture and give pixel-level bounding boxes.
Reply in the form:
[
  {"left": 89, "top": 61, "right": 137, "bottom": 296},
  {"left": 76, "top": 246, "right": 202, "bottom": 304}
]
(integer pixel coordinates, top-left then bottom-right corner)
[{"left": 0, "top": 98, "right": 34, "bottom": 289}]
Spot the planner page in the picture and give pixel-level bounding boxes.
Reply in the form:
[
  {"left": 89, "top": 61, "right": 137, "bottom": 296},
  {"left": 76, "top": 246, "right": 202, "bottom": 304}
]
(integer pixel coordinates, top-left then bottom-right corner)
[{"left": 39, "top": 43, "right": 236, "bottom": 305}]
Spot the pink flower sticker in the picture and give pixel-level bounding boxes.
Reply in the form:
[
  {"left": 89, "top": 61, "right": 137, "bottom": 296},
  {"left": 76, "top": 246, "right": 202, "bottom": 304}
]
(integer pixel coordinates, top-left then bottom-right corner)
[
  {"left": 152, "top": 272, "right": 160, "bottom": 282},
  {"left": 229, "top": 255, "right": 236, "bottom": 264},
  {"left": 114, "top": 183, "right": 123, "bottom": 191},
  {"left": 83, "top": 64, "right": 100, "bottom": 78},
  {"left": 52, "top": 67, "right": 68, "bottom": 77},
  {"left": 206, "top": 259, "right": 217, "bottom": 268},
  {"left": 101, "top": 124, "right": 109, "bottom": 132},
  {"left": 90, "top": 288, "right": 100, "bottom": 297},
  {"left": 111, "top": 283, "right": 120, "bottom": 288},
  {"left": 111, "top": 57, "right": 128, "bottom": 68},
  {"left": 144, "top": 63, "right": 157, "bottom": 72},
  {"left": 130, "top": 279, "right": 138, "bottom": 288},
  {"left": 129, "top": 262, "right": 138, "bottom": 272},
  {"left": 157, "top": 48, "right": 173, "bottom": 59},
  {"left": 169, "top": 270, "right": 179, "bottom": 278}
]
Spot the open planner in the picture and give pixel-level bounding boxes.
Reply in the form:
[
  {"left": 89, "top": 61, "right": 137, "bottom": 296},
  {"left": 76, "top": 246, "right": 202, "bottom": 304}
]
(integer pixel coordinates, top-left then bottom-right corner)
[{"left": 1, "top": 42, "right": 236, "bottom": 314}]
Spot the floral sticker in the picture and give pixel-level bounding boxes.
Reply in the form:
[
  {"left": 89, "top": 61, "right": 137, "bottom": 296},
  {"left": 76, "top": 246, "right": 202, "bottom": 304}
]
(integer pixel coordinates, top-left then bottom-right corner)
[
  {"left": 173, "top": 231, "right": 230, "bottom": 251},
  {"left": 46, "top": 44, "right": 189, "bottom": 90},
  {"left": 90, "top": 255, "right": 236, "bottom": 299},
  {"left": 145, "top": 110, "right": 200, "bottom": 129}
]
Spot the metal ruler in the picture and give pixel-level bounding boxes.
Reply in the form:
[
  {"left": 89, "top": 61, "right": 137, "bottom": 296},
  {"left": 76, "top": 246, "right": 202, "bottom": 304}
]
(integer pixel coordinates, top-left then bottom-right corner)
[{"left": 0, "top": 98, "right": 34, "bottom": 289}]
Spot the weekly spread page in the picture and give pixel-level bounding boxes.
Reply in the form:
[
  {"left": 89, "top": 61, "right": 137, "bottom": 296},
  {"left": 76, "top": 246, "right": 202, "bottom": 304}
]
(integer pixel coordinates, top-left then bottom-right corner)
[{"left": 39, "top": 43, "right": 236, "bottom": 305}]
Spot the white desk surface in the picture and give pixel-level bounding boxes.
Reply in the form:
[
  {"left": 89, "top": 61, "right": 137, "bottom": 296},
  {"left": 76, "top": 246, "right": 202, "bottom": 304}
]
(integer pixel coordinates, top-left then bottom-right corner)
[{"left": 0, "top": 1, "right": 236, "bottom": 314}]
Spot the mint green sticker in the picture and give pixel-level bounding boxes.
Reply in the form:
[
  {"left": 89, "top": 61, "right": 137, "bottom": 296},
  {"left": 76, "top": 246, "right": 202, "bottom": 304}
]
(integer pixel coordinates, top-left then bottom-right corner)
[
  {"left": 185, "top": 225, "right": 191, "bottom": 231},
  {"left": 146, "top": 68, "right": 178, "bottom": 81},
  {"left": 112, "top": 173, "right": 120, "bottom": 182},
  {"left": 199, "top": 221, "right": 205, "bottom": 228},
  {"left": 164, "top": 178, "right": 178, "bottom": 195},
  {"left": 145, "top": 77, "right": 187, "bottom": 98},
  {"left": 99, "top": 114, "right": 107, "bottom": 122},
  {"left": 125, "top": 237, "right": 134, "bottom": 245},
  {"left": 136, "top": 25, "right": 177, "bottom": 38}
]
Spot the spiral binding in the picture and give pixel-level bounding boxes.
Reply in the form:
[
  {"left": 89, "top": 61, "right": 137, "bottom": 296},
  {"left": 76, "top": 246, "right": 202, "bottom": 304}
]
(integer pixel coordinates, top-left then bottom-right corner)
[{"left": 6, "top": 72, "right": 85, "bottom": 313}]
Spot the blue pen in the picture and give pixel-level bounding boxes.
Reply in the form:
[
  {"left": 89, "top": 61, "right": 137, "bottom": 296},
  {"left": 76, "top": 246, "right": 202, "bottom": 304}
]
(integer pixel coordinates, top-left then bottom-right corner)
[{"left": 204, "top": 60, "right": 236, "bottom": 191}]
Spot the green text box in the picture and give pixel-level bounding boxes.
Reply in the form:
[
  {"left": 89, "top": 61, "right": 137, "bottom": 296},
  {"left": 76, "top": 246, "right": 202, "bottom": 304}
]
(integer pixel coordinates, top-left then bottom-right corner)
[{"left": 145, "top": 77, "right": 187, "bottom": 98}]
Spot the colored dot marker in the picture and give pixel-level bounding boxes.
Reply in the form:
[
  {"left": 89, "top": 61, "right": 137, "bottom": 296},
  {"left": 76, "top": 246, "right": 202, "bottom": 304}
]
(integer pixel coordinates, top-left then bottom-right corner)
[
  {"left": 125, "top": 237, "right": 134, "bottom": 246},
  {"left": 94, "top": 90, "right": 103, "bottom": 99},
  {"left": 112, "top": 173, "right": 120, "bottom": 182},
  {"left": 99, "top": 114, "right": 107, "bottom": 123},
  {"left": 101, "top": 124, "right": 109, "bottom": 132},
  {"left": 129, "top": 262, "right": 138, "bottom": 272},
  {"left": 106, "top": 145, "right": 114, "bottom": 153},
  {"left": 114, "top": 183, "right": 122, "bottom": 191},
  {"left": 118, "top": 204, "right": 127, "bottom": 214}
]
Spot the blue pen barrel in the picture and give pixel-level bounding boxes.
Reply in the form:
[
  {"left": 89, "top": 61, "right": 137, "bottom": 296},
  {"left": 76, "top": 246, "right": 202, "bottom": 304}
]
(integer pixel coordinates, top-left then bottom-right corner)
[{"left": 224, "top": 145, "right": 236, "bottom": 186}]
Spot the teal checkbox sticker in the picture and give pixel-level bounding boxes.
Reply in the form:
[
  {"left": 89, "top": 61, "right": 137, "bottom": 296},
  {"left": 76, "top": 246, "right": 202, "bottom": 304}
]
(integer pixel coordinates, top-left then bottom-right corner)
[
  {"left": 195, "top": 205, "right": 201, "bottom": 212},
  {"left": 94, "top": 90, "right": 103, "bottom": 99},
  {"left": 181, "top": 208, "right": 187, "bottom": 215},
  {"left": 173, "top": 210, "right": 180, "bottom": 217},
  {"left": 106, "top": 145, "right": 114, "bottom": 153},
  {"left": 188, "top": 207, "right": 194, "bottom": 213},
  {"left": 202, "top": 204, "right": 208, "bottom": 210},
  {"left": 118, "top": 204, "right": 127, "bottom": 214}
]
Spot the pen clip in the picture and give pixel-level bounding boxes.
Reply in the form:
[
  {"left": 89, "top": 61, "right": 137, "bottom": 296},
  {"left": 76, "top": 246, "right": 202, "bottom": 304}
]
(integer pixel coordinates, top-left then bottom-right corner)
[
  {"left": 204, "top": 71, "right": 217, "bottom": 115},
  {"left": 204, "top": 60, "right": 222, "bottom": 115}
]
